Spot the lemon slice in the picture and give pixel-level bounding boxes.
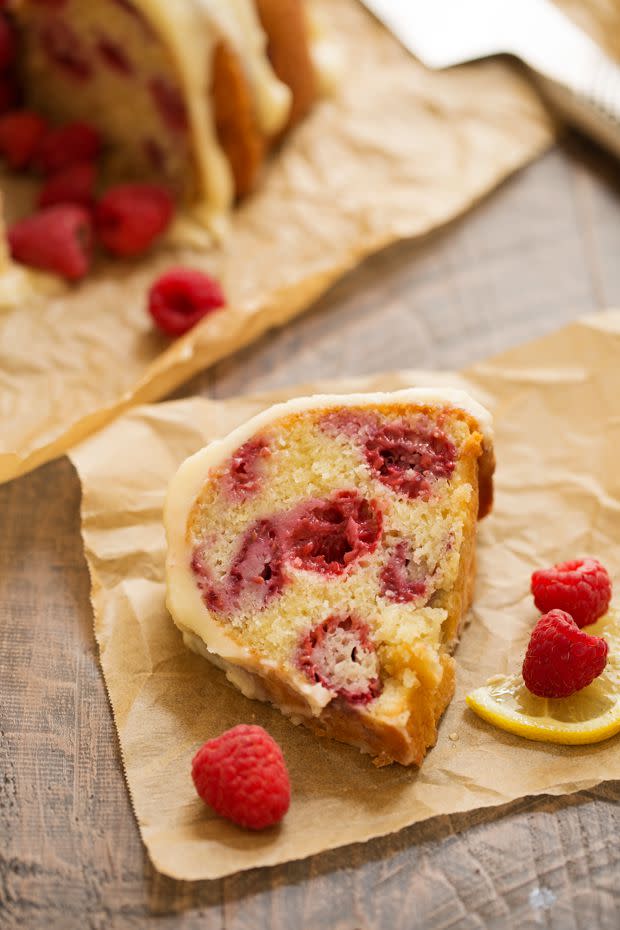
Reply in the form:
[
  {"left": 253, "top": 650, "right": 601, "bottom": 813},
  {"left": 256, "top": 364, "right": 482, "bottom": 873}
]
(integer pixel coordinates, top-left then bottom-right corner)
[{"left": 466, "top": 609, "right": 620, "bottom": 745}]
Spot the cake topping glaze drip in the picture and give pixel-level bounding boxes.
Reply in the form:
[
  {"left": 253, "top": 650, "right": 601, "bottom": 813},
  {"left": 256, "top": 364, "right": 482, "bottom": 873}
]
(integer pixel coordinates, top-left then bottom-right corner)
[{"left": 130, "top": 0, "right": 292, "bottom": 222}]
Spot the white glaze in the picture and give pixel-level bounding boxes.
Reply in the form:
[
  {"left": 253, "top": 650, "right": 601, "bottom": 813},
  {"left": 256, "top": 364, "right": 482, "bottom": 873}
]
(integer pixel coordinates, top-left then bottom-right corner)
[{"left": 133, "top": 0, "right": 291, "bottom": 223}]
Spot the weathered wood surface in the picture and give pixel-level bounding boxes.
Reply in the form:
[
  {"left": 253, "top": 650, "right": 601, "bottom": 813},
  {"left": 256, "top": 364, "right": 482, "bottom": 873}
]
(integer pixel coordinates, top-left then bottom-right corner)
[{"left": 2, "top": 137, "right": 620, "bottom": 930}]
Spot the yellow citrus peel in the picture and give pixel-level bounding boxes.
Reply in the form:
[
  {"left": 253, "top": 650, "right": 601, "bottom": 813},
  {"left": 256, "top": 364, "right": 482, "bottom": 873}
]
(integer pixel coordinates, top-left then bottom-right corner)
[{"left": 466, "top": 609, "right": 620, "bottom": 745}]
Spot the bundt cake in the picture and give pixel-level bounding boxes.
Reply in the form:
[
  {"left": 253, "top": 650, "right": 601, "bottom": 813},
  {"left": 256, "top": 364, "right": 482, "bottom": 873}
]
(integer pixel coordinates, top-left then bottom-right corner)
[
  {"left": 12, "top": 0, "right": 320, "bottom": 226},
  {"left": 165, "top": 389, "right": 495, "bottom": 766}
]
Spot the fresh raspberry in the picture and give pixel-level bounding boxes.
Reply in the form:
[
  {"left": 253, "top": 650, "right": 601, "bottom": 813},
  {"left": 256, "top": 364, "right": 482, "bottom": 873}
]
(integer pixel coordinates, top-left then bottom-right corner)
[
  {"left": 38, "top": 160, "right": 97, "bottom": 209},
  {"left": 147, "top": 267, "right": 225, "bottom": 336},
  {"left": 0, "top": 111, "right": 48, "bottom": 169},
  {"left": 95, "top": 183, "right": 174, "bottom": 257},
  {"left": 8, "top": 205, "right": 93, "bottom": 280},
  {"left": 522, "top": 609, "right": 608, "bottom": 698},
  {"left": 0, "top": 14, "right": 16, "bottom": 72},
  {"left": 191, "top": 725, "right": 290, "bottom": 830},
  {"left": 35, "top": 121, "right": 101, "bottom": 175},
  {"left": 531, "top": 558, "right": 612, "bottom": 628}
]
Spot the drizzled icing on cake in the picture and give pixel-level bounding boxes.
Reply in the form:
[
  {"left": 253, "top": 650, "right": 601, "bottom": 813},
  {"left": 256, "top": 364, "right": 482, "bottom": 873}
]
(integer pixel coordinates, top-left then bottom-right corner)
[{"left": 132, "top": 0, "right": 291, "bottom": 227}]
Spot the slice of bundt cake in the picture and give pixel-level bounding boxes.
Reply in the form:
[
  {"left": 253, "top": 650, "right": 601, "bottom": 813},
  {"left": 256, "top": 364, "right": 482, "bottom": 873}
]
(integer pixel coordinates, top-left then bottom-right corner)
[
  {"left": 165, "top": 389, "right": 495, "bottom": 766},
  {"left": 13, "top": 0, "right": 319, "bottom": 224}
]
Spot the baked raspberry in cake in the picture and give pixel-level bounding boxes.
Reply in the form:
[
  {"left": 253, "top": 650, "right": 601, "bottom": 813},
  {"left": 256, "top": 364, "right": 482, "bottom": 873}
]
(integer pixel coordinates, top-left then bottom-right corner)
[
  {"left": 165, "top": 389, "right": 495, "bottom": 766},
  {"left": 13, "top": 0, "right": 320, "bottom": 224}
]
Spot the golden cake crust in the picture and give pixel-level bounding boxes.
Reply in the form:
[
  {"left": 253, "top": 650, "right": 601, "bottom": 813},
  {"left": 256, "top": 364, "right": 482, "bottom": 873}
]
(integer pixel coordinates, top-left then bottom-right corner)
[
  {"left": 255, "top": 0, "right": 318, "bottom": 132},
  {"left": 212, "top": 39, "right": 267, "bottom": 198},
  {"left": 212, "top": 0, "right": 317, "bottom": 197}
]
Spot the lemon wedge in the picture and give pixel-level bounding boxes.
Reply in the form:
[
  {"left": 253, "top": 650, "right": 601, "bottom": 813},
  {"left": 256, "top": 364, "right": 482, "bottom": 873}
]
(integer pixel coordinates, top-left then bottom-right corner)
[{"left": 466, "top": 609, "right": 620, "bottom": 745}]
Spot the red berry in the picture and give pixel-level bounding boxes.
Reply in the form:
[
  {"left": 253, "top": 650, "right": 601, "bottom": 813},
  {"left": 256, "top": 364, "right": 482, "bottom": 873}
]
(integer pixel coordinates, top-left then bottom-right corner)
[
  {"left": 97, "top": 36, "right": 133, "bottom": 75},
  {"left": 522, "top": 609, "right": 608, "bottom": 698},
  {"left": 283, "top": 491, "right": 382, "bottom": 575},
  {"left": 149, "top": 77, "right": 188, "bottom": 132},
  {"left": 35, "top": 121, "right": 101, "bottom": 174},
  {"left": 40, "top": 18, "right": 92, "bottom": 81},
  {"left": 531, "top": 558, "right": 612, "bottom": 628},
  {"left": 0, "top": 111, "right": 48, "bottom": 169},
  {"left": 0, "top": 14, "right": 16, "bottom": 72},
  {"left": 297, "top": 614, "right": 382, "bottom": 704},
  {"left": 38, "top": 160, "right": 97, "bottom": 209},
  {"left": 364, "top": 420, "right": 456, "bottom": 499},
  {"left": 147, "top": 267, "right": 225, "bottom": 336},
  {"left": 8, "top": 205, "right": 93, "bottom": 280},
  {"left": 95, "top": 183, "right": 174, "bottom": 257},
  {"left": 380, "top": 541, "right": 428, "bottom": 603},
  {"left": 191, "top": 725, "right": 290, "bottom": 830}
]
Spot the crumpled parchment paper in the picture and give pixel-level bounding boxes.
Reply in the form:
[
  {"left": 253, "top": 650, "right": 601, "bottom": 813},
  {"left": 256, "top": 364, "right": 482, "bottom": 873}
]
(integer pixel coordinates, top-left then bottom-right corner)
[
  {"left": 70, "top": 310, "right": 620, "bottom": 880},
  {"left": 0, "top": 0, "right": 562, "bottom": 484}
]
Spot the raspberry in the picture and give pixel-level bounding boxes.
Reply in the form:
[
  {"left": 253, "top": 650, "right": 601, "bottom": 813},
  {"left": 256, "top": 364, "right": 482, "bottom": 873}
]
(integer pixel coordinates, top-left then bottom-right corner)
[
  {"left": 531, "top": 558, "right": 612, "bottom": 628},
  {"left": 0, "top": 111, "right": 48, "bottom": 169},
  {"left": 522, "top": 609, "right": 608, "bottom": 698},
  {"left": 97, "top": 36, "right": 133, "bottom": 75},
  {"left": 365, "top": 419, "right": 456, "bottom": 499},
  {"left": 191, "top": 546, "right": 229, "bottom": 614},
  {"left": 297, "top": 614, "right": 382, "bottom": 704},
  {"left": 143, "top": 137, "right": 166, "bottom": 172},
  {"left": 0, "top": 14, "right": 16, "bottom": 72},
  {"left": 8, "top": 205, "right": 93, "bottom": 280},
  {"left": 228, "top": 519, "right": 285, "bottom": 609},
  {"left": 192, "top": 518, "right": 285, "bottom": 614},
  {"left": 225, "top": 436, "right": 270, "bottom": 499},
  {"left": 282, "top": 491, "right": 383, "bottom": 575},
  {"left": 149, "top": 77, "right": 188, "bottom": 132},
  {"left": 95, "top": 183, "right": 174, "bottom": 257},
  {"left": 37, "top": 160, "right": 97, "bottom": 209},
  {"left": 41, "top": 18, "right": 92, "bottom": 81},
  {"left": 35, "top": 121, "right": 101, "bottom": 175},
  {"left": 191, "top": 725, "right": 290, "bottom": 830},
  {"left": 147, "top": 267, "right": 225, "bottom": 336},
  {"left": 380, "top": 542, "right": 428, "bottom": 603}
]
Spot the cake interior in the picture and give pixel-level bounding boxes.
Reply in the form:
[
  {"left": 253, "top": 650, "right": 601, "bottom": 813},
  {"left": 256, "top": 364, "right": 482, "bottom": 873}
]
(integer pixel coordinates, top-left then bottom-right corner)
[
  {"left": 17, "top": 0, "right": 197, "bottom": 196},
  {"left": 183, "top": 402, "right": 487, "bottom": 758}
]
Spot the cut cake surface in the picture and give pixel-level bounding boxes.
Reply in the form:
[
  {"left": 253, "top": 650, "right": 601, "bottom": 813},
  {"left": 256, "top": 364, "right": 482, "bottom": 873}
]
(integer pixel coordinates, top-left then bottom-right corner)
[{"left": 165, "top": 389, "right": 494, "bottom": 765}]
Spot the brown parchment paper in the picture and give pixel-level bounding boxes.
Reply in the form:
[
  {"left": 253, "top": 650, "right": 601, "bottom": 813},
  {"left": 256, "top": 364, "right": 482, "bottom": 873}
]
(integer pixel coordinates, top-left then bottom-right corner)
[
  {"left": 0, "top": 0, "right": 562, "bottom": 484},
  {"left": 70, "top": 310, "right": 620, "bottom": 881}
]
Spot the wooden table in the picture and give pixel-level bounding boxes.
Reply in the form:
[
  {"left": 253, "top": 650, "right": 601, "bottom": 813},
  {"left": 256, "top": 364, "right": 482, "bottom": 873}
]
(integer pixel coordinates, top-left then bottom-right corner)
[{"left": 2, "top": 135, "right": 620, "bottom": 930}]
